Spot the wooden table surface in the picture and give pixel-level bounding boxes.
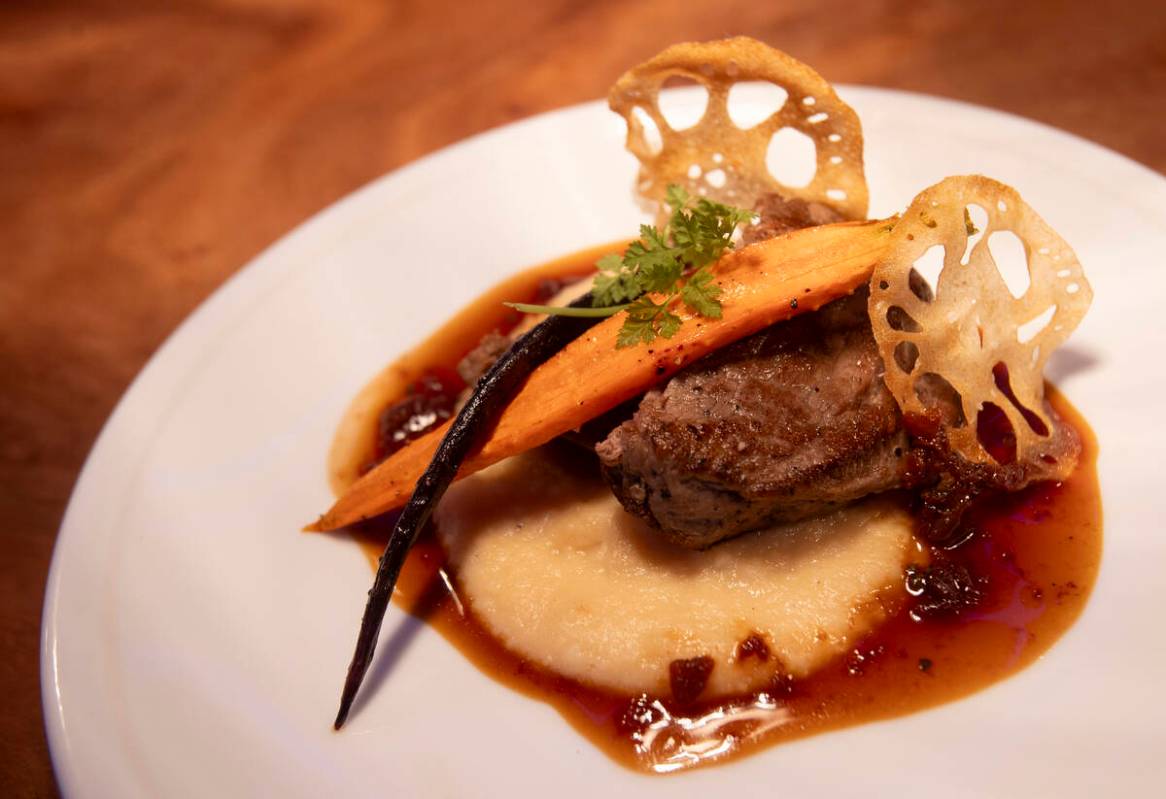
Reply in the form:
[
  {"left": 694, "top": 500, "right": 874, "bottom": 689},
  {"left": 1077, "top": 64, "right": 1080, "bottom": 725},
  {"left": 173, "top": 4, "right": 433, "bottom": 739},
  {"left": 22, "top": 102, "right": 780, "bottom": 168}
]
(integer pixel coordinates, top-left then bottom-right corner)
[{"left": 3, "top": 0, "right": 1164, "bottom": 794}]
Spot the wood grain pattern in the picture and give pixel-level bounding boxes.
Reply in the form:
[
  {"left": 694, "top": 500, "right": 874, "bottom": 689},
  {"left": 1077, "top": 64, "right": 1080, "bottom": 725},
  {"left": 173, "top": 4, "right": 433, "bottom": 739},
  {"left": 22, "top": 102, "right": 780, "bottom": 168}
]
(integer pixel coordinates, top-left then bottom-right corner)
[{"left": 2, "top": 1, "right": 1163, "bottom": 794}]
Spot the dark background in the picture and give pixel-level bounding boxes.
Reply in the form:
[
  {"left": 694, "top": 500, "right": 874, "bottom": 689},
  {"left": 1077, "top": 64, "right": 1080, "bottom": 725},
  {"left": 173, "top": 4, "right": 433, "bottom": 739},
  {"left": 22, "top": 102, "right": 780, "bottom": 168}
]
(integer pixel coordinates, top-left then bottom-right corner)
[{"left": 3, "top": 0, "right": 1164, "bottom": 794}]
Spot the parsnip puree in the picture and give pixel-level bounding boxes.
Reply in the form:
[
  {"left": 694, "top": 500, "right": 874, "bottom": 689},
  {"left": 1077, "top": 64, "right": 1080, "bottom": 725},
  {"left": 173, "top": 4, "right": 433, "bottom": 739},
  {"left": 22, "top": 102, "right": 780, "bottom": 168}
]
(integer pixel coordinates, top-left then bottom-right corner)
[{"left": 436, "top": 446, "right": 918, "bottom": 699}]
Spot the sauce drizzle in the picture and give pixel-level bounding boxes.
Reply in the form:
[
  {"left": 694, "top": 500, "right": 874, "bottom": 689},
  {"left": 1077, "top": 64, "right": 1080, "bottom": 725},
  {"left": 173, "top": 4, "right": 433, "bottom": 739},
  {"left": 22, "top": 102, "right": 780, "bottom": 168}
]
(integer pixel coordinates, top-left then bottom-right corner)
[{"left": 340, "top": 249, "right": 1102, "bottom": 774}]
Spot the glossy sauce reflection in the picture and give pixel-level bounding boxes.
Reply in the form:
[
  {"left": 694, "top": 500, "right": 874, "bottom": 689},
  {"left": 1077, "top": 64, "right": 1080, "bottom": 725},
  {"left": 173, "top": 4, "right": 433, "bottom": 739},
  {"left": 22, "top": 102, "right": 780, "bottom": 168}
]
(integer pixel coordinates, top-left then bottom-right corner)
[{"left": 344, "top": 249, "right": 1102, "bottom": 775}]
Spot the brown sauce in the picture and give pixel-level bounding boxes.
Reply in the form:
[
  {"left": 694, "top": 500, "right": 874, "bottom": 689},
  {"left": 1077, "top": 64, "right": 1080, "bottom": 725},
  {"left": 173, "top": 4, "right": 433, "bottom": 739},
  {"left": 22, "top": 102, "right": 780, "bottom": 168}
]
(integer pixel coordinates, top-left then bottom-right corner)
[
  {"left": 324, "top": 242, "right": 620, "bottom": 496},
  {"left": 340, "top": 248, "right": 1102, "bottom": 774}
]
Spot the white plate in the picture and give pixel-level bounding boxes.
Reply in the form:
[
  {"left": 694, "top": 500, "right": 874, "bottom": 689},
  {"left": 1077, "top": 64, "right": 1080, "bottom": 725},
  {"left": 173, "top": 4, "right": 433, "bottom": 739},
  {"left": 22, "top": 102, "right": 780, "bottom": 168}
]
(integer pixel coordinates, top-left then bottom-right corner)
[{"left": 42, "top": 87, "right": 1166, "bottom": 798}]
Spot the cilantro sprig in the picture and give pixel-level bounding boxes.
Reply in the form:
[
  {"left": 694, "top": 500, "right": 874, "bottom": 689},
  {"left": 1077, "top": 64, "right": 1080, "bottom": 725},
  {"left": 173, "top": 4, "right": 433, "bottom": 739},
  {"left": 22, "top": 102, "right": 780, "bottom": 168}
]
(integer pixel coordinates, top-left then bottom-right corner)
[{"left": 506, "top": 186, "right": 753, "bottom": 347}]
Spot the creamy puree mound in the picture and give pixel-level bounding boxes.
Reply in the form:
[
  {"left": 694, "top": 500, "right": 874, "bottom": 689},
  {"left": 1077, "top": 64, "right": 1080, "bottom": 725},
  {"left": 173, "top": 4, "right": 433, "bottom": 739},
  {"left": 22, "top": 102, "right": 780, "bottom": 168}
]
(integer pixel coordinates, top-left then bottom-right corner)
[{"left": 435, "top": 447, "right": 918, "bottom": 699}]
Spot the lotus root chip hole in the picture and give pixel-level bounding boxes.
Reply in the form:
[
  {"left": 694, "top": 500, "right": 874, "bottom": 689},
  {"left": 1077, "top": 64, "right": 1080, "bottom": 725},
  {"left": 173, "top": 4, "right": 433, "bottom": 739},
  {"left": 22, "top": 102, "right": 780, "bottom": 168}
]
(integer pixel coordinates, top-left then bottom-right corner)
[
  {"left": 912, "top": 245, "right": 945, "bottom": 296},
  {"left": 976, "top": 402, "right": 1018, "bottom": 464},
  {"left": 992, "top": 362, "right": 1050, "bottom": 436},
  {"left": 987, "top": 230, "right": 1031, "bottom": 298},
  {"left": 767, "top": 128, "right": 817, "bottom": 188},
  {"left": 632, "top": 106, "right": 663, "bottom": 155},
  {"left": 908, "top": 268, "right": 934, "bottom": 303},
  {"left": 1017, "top": 305, "right": 1056, "bottom": 345},
  {"left": 886, "top": 306, "right": 921, "bottom": 333},
  {"left": 914, "top": 373, "right": 966, "bottom": 427},
  {"left": 868, "top": 175, "right": 1091, "bottom": 475},
  {"left": 727, "top": 81, "right": 788, "bottom": 128},
  {"left": 961, "top": 204, "right": 989, "bottom": 265},
  {"left": 894, "top": 341, "right": 920, "bottom": 374},
  {"left": 657, "top": 75, "right": 708, "bottom": 130}
]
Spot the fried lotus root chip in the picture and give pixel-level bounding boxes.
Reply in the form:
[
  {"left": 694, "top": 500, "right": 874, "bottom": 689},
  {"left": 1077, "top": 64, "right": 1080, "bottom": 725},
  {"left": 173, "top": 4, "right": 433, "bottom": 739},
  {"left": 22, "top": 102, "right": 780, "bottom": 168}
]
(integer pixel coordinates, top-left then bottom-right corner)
[
  {"left": 608, "top": 37, "right": 868, "bottom": 227},
  {"left": 869, "top": 176, "right": 1091, "bottom": 478}
]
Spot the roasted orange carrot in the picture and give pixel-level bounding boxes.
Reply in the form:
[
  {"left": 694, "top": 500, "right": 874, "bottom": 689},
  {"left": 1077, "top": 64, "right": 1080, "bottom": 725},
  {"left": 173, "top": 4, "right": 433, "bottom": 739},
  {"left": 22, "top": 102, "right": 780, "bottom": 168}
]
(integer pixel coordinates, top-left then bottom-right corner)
[{"left": 309, "top": 218, "right": 893, "bottom": 534}]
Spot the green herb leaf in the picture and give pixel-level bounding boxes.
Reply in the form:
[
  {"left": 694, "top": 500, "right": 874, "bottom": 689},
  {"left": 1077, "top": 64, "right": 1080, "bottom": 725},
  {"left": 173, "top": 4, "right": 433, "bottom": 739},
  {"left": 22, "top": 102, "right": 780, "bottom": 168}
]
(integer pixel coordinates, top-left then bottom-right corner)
[
  {"left": 593, "top": 251, "right": 642, "bottom": 306},
  {"left": 623, "top": 233, "right": 682, "bottom": 294},
  {"left": 507, "top": 185, "right": 751, "bottom": 347},
  {"left": 503, "top": 302, "right": 626, "bottom": 318},
  {"left": 679, "top": 269, "right": 723, "bottom": 319},
  {"left": 617, "top": 295, "right": 683, "bottom": 347}
]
